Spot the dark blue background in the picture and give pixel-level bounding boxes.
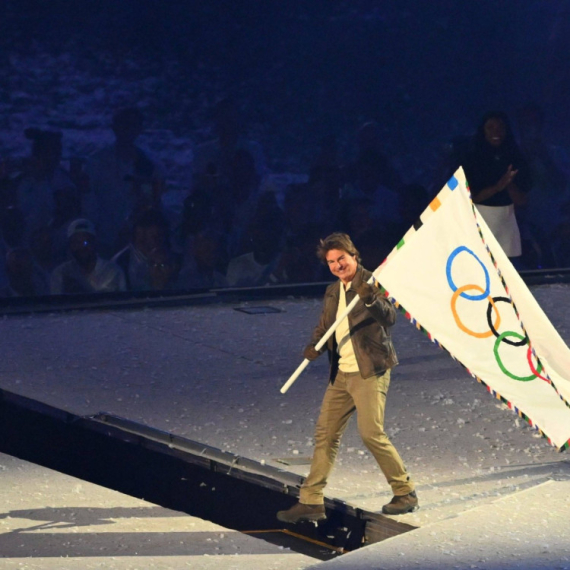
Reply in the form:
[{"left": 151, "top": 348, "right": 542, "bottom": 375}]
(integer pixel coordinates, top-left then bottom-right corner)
[{"left": 1, "top": 1, "right": 568, "bottom": 177}]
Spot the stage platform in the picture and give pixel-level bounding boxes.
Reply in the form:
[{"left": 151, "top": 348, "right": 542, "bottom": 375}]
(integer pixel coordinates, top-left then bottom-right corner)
[{"left": 1, "top": 283, "right": 570, "bottom": 569}]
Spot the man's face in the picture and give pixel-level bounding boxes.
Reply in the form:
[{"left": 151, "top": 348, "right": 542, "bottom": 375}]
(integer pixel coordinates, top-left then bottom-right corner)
[
  {"left": 325, "top": 248, "right": 358, "bottom": 284},
  {"left": 69, "top": 231, "right": 97, "bottom": 267}
]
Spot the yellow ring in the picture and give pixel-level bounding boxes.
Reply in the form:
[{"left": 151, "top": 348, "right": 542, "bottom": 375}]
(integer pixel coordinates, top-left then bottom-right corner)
[{"left": 451, "top": 284, "right": 501, "bottom": 338}]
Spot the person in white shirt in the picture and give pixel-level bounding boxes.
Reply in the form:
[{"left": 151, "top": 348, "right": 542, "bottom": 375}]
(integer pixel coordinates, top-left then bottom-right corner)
[{"left": 50, "top": 218, "right": 126, "bottom": 295}]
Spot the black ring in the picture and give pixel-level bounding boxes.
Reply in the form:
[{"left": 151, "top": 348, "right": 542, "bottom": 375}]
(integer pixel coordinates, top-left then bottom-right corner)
[{"left": 486, "top": 296, "right": 528, "bottom": 346}]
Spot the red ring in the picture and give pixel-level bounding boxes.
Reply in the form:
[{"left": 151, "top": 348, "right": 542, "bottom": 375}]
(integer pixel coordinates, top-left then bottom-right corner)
[{"left": 526, "top": 346, "right": 551, "bottom": 383}]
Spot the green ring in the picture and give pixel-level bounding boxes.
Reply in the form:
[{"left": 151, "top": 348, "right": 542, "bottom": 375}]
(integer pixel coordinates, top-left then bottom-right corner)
[{"left": 493, "top": 331, "right": 540, "bottom": 382}]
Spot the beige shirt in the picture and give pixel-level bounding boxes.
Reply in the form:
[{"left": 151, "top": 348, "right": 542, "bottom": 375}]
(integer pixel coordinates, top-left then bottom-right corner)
[{"left": 335, "top": 281, "right": 359, "bottom": 373}]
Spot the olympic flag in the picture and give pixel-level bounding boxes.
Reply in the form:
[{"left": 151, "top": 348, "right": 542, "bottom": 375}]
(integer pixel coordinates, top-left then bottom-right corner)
[{"left": 374, "top": 167, "right": 570, "bottom": 450}]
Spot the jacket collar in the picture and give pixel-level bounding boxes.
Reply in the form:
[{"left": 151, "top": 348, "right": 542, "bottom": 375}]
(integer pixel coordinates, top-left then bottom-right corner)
[
  {"left": 329, "top": 264, "right": 369, "bottom": 296},
  {"left": 350, "top": 264, "right": 367, "bottom": 288}
]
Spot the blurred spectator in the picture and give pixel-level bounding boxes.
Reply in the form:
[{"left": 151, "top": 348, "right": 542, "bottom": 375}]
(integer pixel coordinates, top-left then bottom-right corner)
[
  {"left": 345, "top": 196, "right": 396, "bottom": 269},
  {"left": 276, "top": 230, "right": 327, "bottom": 284},
  {"left": 347, "top": 183, "right": 429, "bottom": 271},
  {"left": 177, "top": 229, "right": 228, "bottom": 289},
  {"left": 463, "top": 111, "right": 531, "bottom": 264},
  {"left": 146, "top": 244, "right": 181, "bottom": 291},
  {"left": 16, "top": 128, "right": 76, "bottom": 245},
  {"left": 309, "top": 135, "right": 343, "bottom": 191},
  {"left": 83, "top": 107, "right": 165, "bottom": 257},
  {"left": 181, "top": 147, "right": 262, "bottom": 259},
  {"left": 268, "top": 183, "right": 324, "bottom": 283},
  {"left": 342, "top": 196, "right": 376, "bottom": 241},
  {"left": 307, "top": 136, "right": 343, "bottom": 234},
  {"left": 344, "top": 121, "right": 403, "bottom": 191},
  {"left": 353, "top": 227, "right": 392, "bottom": 270},
  {"left": 193, "top": 97, "right": 267, "bottom": 184},
  {"left": 0, "top": 157, "right": 21, "bottom": 212},
  {"left": 282, "top": 183, "right": 316, "bottom": 237},
  {"left": 275, "top": 183, "right": 327, "bottom": 283},
  {"left": 23, "top": 187, "right": 83, "bottom": 278},
  {"left": 516, "top": 103, "right": 570, "bottom": 268},
  {"left": 50, "top": 186, "right": 83, "bottom": 265},
  {"left": 0, "top": 247, "right": 49, "bottom": 297},
  {"left": 227, "top": 148, "right": 264, "bottom": 255},
  {"left": 226, "top": 192, "right": 284, "bottom": 287},
  {"left": 341, "top": 121, "right": 403, "bottom": 227},
  {"left": 179, "top": 172, "right": 219, "bottom": 239},
  {"left": 0, "top": 205, "right": 25, "bottom": 249},
  {"left": 113, "top": 209, "right": 180, "bottom": 291},
  {"left": 51, "top": 218, "right": 126, "bottom": 295},
  {"left": 68, "top": 156, "right": 90, "bottom": 196},
  {"left": 29, "top": 227, "right": 56, "bottom": 275},
  {"left": 0, "top": 205, "right": 26, "bottom": 291}
]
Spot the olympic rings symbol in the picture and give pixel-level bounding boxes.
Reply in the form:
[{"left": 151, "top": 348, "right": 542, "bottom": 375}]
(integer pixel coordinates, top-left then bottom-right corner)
[
  {"left": 446, "top": 246, "right": 490, "bottom": 301},
  {"left": 451, "top": 284, "right": 501, "bottom": 338},
  {"left": 446, "top": 246, "right": 544, "bottom": 383}
]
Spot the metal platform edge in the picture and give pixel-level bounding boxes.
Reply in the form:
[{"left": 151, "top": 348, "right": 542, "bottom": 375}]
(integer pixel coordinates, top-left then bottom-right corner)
[{"left": 0, "top": 387, "right": 416, "bottom": 553}]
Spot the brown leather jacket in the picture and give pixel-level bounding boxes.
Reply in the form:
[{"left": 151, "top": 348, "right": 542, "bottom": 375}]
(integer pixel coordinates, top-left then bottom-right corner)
[{"left": 309, "top": 265, "right": 398, "bottom": 381}]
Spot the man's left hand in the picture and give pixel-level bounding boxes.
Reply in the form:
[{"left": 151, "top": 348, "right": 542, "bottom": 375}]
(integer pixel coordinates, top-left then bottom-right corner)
[{"left": 354, "top": 282, "right": 376, "bottom": 305}]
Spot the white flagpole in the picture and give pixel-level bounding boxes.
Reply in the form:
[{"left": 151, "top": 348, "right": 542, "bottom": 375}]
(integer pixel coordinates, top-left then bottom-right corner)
[{"left": 280, "top": 275, "right": 377, "bottom": 394}]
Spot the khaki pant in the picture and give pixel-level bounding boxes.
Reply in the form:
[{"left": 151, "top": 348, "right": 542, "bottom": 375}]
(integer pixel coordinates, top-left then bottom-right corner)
[{"left": 299, "top": 369, "right": 414, "bottom": 505}]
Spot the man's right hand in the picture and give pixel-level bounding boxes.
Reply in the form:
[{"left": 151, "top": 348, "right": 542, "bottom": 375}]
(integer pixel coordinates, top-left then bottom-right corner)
[{"left": 303, "top": 345, "right": 321, "bottom": 361}]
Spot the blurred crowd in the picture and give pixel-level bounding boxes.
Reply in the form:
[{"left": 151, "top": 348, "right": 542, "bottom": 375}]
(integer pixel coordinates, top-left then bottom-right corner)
[{"left": 0, "top": 99, "right": 568, "bottom": 299}]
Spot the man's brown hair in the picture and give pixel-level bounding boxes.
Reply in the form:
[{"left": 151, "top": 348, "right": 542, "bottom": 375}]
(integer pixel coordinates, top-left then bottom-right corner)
[{"left": 316, "top": 232, "right": 361, "bottom": 264}]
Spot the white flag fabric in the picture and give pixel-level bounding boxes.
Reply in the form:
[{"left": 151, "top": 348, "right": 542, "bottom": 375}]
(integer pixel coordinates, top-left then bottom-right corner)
[{"left": 374, "top": 167, "right": 570, "bottom": 450}]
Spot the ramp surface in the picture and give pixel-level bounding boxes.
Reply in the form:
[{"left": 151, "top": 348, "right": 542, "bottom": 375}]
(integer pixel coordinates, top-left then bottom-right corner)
[
  {"left": 1, "top": 286, "right": 570, "bottom": 567},
  {"left": 308, "top": 479, "right": 570, "bottom": 569}
]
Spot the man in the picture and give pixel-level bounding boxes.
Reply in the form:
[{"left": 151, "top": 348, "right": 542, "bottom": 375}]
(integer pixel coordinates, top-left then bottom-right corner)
[
  {"left": 1, "top": 247, "right": 49, "bottom": 297},
  {"left": 277, "top": 232, "right": 417, "bottom": 523},
  {"left": 112, "top": 209, "right": 179, "bottom": 291},
  {"left": 83, "top": 107, "right": 165, "bottom": 257},
  {"left": 50, "top": 219, "right": 126, "bottom": 295},
  {"left": 17, "top": 128, "right": 77, "bottom": 246}
]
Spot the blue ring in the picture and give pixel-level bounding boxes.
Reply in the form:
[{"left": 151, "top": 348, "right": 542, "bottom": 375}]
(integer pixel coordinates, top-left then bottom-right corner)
[{"left": 446, "top": 246, "right": 490, "bottom": 301}]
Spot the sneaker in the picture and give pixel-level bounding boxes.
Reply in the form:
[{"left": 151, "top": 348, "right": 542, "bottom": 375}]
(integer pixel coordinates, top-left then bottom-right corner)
[
  {"left": 277, "top": 502, "right": 327, "bottom": 523},
  {"left": 382, "top": 491, "right": 419, "bottom": 515}
]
